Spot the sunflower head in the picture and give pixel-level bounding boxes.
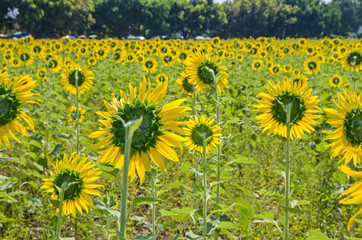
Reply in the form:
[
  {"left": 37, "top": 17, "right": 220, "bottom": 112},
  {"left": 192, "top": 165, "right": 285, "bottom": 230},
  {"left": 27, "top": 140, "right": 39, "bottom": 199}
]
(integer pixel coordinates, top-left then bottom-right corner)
[
  {"left": 176, "top": 71, "right": 195, "bottom": 98},
  {"left": 344, "top": 51, "right": 362, "bottom": 72},
  {"left": 89, "top": 78, "right": 190, "bottom": 183},
  {"left": 143, "top": 57, "right": 158, "bottom": 73},
  {"left": 156, "top": 73, "right": 168, "bottom": 84},
  {"left": 186, "top": 53, "right": 228, "bottom": 94},
  {"left": 41, "top": 153, "right": 102, "bottom": 217},
  {"left": 303, "top": 57, "right": 320, "bottom": 75},
  {"left": 184, "top": 115, "right": 222, "bottom": 154},
  {"left": 61, "top": 63, "right": 94, "bottom": 95},
  {"left": 329, "top": 74, "right": 343, "bottom": 88},
  {"left": 67, "top": 105, "right": 86, "bottom": 125},
  {"left": 324, "top": 89, "right": 362, "bottom": 166},
  {"left": 255, "top": 79, "right": 321, "bottom": 139}
]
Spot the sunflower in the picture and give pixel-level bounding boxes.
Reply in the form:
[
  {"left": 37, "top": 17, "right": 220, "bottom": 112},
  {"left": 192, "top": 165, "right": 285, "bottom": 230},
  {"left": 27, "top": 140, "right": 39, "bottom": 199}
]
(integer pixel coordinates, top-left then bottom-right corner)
[
  {"left": 254, "top": 79, "right": 321, "bottom": 139},
  {"left": 324, "top": 89, "right": 361, "bottom": 166},
  {"left": 0, "top": 72, "right": 38, "bottom": 148},
  {"left": 338, "top": 165, "right": 362, "bottom": 230},
  {"left": 46, "top": 54, "right": 63, "bottom": 73},
  {"left": 251, "top": 59, "right": 264, "bottom": 71},
  {"left": 183, "top": 115, "right": 222, "bottom": 154},
  {"left": 186, "top": 52, "right": 228, "bottom": 94},
  {"left": 41, "top": 152, "right": 103, "bottom": 217},
  {"left": 60, "top": 63, "right": 94, "bottom": 95},
  {"left": 283, "top": 64, "right": 293, "bottom": 73},
  {"left": 269, "top": 63, "right": 282, "bottom": 75},
  {"left": 342, "top": 50, "right": 362, "bottom": 72},
  {"left": 176, "top": 71, "right": 195, "bottom": 98},
  {"left": 303, "top": 57, "right": 321, "bottom": 75},
  {"left": 290, "top": 73, "right": 309, "bottom": 91},
  {"left": 329, "top": 74, "right": 344, "bottom": 88},
  {"left": 36, "top": 67, "right": 47, "bottom": 81},
  {"left": 155, "top": 73, "right": 169, "bottom": 84},
  {"left": 88, "top": 78, "right": 190, "bottom": 183},
  {"left": 143, "top": 57, "right": 158, "bottom": 73},
  {"left": 18, "top": 50, "right": 34, "bottom": 66},
  {"left": 161, "top": 54, "right": 176, "bottom": 67},
  {"left": 67, "top": 106, "right": 86, "bottom": 125}
]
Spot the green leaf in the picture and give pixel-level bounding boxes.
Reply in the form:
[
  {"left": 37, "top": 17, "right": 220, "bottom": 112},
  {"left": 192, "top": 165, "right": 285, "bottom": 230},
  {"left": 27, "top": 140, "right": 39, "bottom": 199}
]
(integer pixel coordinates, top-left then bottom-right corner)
[
  {"left": 185, "top": 230, "right": 202, "bottom": 239},
  {"left": 234, "top": 155, "right": 257, "bottom": 164},
  {"left": 255, "top": 211, "right": 274, "bottom": 222},
  {"left": 307, "top": 230, "right": 331, "bottom": 240},
  {"left": 94, "top": 162, "right": 119, "bottom": 179},
  {"left": 131, "top": 197, "right": 163, "bottom": 208},
  {"left": 132, "top": 236, "right": 155, "bottom": 240},
  {"left": 218, "top": 221, "right": 238, "bottom": 229}
]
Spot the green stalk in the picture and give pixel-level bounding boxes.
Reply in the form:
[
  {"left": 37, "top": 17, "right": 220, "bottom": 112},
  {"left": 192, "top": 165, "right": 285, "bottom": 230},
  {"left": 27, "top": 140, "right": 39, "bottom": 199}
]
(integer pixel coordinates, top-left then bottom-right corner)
[
  {"left": 75, "top": 71, "right": 80, "bottom": 153},
  {"left": 55, "top": 184, "right": 66, "bottom": 240},
  {"left": 151, "top": 169, "right": 156, "bottom": 238},
  {"left": 284, "top": 103, "right": 292, "bottom": 240},
  {"left": 119, "top": 123, "right": 132, "bottom": 240},
  {"left": 106, "top": 217, "right": 111, "bottom": 240},
  {"left": 202, "top": 137, "right": 207, "bottom": 240},
  {"left": 211, "top": 69, "right": 221, "bottom": 240}
]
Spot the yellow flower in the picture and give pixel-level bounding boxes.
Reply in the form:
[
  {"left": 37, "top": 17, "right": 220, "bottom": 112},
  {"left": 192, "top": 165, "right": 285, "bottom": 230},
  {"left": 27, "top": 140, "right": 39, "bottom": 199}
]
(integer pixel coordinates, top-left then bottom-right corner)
[
  {"left": 88, "top": 78, "right": 190, "bottom": 183},
  {"left": 251, "top": 59, "right": 264, "bottom": 71},
  {"left": 342, "top": 50, "right": 362, "bottom": 72},
  {"left": 303, "top": 57, "right": 321, "bottom": 75},
  {"left": 186, "top": 52, "right": 228, "bottom": 94},
  {"left": 0, "top": 72, "right": 39, "bottom": 148},
  {"left": 60, "top": 63, "right": 94, "bottom": 95},
  {"left": 67, "top": 106, "right": 86, "bottom": 125},
  {"left": 324, "top": 89, "right": 361, "bottom": 166},
  {"left": 338, "top": 165, "right": 362, "bottom": 230},
  {"left": 143, "top": 57, "right": 158, "bottom": 73},
  {"left": 41, "top": 152, "right": 103, "bottom": 217},
  {"left": 155, "top": 73, "right": 169, "bottom": 84},
  {"left": 329, "top": 74, "right": 343, "bottom": 88},
  {"left": 176, "top": 71, "right": 195, "bottom": 98},
  {"left": 254, "top": 79, "right": 321, "bottom": 139},
  {"left": 36, "top": 67, "right": 47, "bottom": 81},
  {"left": 183, "top": 115, "right": 222, "bottom": 154},
  {"left": 290, "top": 73, "right": 309, "bottom": 91}
]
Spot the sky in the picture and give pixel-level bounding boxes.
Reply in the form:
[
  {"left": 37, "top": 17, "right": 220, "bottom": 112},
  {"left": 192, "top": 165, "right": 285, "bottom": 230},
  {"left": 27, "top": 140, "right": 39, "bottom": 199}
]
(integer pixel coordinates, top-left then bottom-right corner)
[{"left": 214, "top": 0, "right": 333, "bottom": 4}]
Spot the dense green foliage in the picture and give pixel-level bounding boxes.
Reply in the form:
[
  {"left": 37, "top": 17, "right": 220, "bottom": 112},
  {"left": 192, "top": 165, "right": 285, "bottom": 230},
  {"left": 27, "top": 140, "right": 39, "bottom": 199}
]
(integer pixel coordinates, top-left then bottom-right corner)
[{"left": 0, "top": 0, "right": 361, "bottom": 38}]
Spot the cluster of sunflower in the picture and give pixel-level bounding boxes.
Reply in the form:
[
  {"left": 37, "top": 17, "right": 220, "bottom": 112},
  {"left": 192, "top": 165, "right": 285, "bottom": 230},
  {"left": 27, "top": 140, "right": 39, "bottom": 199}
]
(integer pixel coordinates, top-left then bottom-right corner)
[{"left": 0, "top": 35, "right": 361, "bottom": 238}]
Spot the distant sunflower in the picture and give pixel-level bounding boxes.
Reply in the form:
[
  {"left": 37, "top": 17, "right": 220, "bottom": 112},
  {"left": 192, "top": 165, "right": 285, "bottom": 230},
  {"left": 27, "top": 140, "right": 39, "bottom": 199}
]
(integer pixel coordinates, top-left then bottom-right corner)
[
  {"left": 67, "top": 105, "right": 86, "bottom": 125},
  {"left": 0, "top": 73, "right": 38, "bottom": 148},
  {"left": 88, "top": 78, "right": 190, "bottom": 183},
  {"left": 156, "top": 73, "right": 169, "bottom": 84},
  {"left": 183, "top": 115, "right": 222, "bottom": 154},
  {"left": 254, "top": 79, "right": 321, "bottom": 139},
  {"left": 60, "top": 63, "right": 94, "bottom": 95},
  {"left": 186, "top": 52, "right": 228, "bottom": 94},
  {"left": 290, "top": 73, "right": 309, "bottom": 91},
  {"left": 176, "top": 71, "right": 195, "bottom": 98},
  {"left": 338, "top": 165, "right": 362, "bottom": 230},
  {"left": 342, "top": 50, "right": 362, "bottom": 72},
  {"left": 36, "top": 67, "right": 47, "bottom": 81},
  {"left": 251, "top": 59, "right": 264, "bottom": 71},
  {"left": 269, "top": 63, "right": 282, "bottom": 75},
  {"left": 329, "top": 74, "right": 344, "bottom": 88},
  {"left": 18, "top": 50, "right": 33, "bottom": 66},
  {"left": 41, "top": 152, "right": 103, "bottom": 217},
  {"left": 324, "top": 89, "right": 361, "bottom": 166},
  {"left": 303, "top": 57, "right": 320, "bottom": 75},
  {"left": 143, "top": 57, "right": 158, "bottom": 73}
]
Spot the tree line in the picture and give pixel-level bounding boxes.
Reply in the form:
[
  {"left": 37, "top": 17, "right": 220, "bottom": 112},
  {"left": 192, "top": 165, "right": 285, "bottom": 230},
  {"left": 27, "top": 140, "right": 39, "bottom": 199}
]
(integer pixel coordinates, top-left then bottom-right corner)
[{"left": 0, "top": 0, "right": 361, "bottom": 39}]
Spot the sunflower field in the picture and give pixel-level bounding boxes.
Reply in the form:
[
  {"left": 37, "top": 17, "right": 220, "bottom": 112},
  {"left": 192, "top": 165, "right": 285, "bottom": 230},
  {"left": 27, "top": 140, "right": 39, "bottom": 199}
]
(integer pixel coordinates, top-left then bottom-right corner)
[{"left": 0, "top": 36, "right": 361, "bottom": 240}]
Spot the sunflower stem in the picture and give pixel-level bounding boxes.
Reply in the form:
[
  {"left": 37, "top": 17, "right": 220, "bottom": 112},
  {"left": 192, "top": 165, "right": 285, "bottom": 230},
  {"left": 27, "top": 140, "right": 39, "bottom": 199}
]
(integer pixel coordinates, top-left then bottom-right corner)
[
  {"left": 55, "top": 183, "right": 66, "bottom": 240},
  {"left": 75, "top": 71, "right": 80, "bottom": 154},
  {"left": 202, "top": 136, "right": 208, "bottom": 240},
  {"left": 118, "top": 117, "right": 142, "bottom": 240},
  {"left": 284, "top": 103, "right": 292, "bottom": 240},
  {"left": 151, "top": 168, "right": 157, "bottom": 238},
  {"left": 210, "top": 68, "right": 221, "bottom": 240}
]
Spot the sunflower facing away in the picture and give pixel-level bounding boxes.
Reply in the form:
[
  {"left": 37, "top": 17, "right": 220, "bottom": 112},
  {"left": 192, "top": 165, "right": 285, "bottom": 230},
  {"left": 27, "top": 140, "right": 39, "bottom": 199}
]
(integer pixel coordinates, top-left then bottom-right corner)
[
  {"left": 186, "top": 52, "right": 228, "bottom": 94},
  {"left": 324, "top": 89, "right": 361, "bottom": 166},
  {"left": 0, "top": 72, "right": 39, "bottom": 148},
  {"left": 60, "top": 63, "right": 94, "bottom": 95},
  {"left": 67, "top": 105, "right": 86, "bottom": 125},
  {"left": 41, "top": 152, "right": 103, "bottom": 217},
  {"left": 254, "top": 79, "right": 321, "bottom": 139},
  {"left": 88, "top": 78, "right": 190, "bottom": 183},
  {"left": 183, "top": 115, "right": 221, "bottom": 154},
  {"left": 329, "top": 74, "right": 344, "bottom": 88},
  {"left": 342, "top": 50, "right": 362, "bottom": 72},
  {"left": 338, "top": 165, "right": 362, "bottom": 230},
  {"left": 176, "top": 71, "right": 196, "bottom": 98}
]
